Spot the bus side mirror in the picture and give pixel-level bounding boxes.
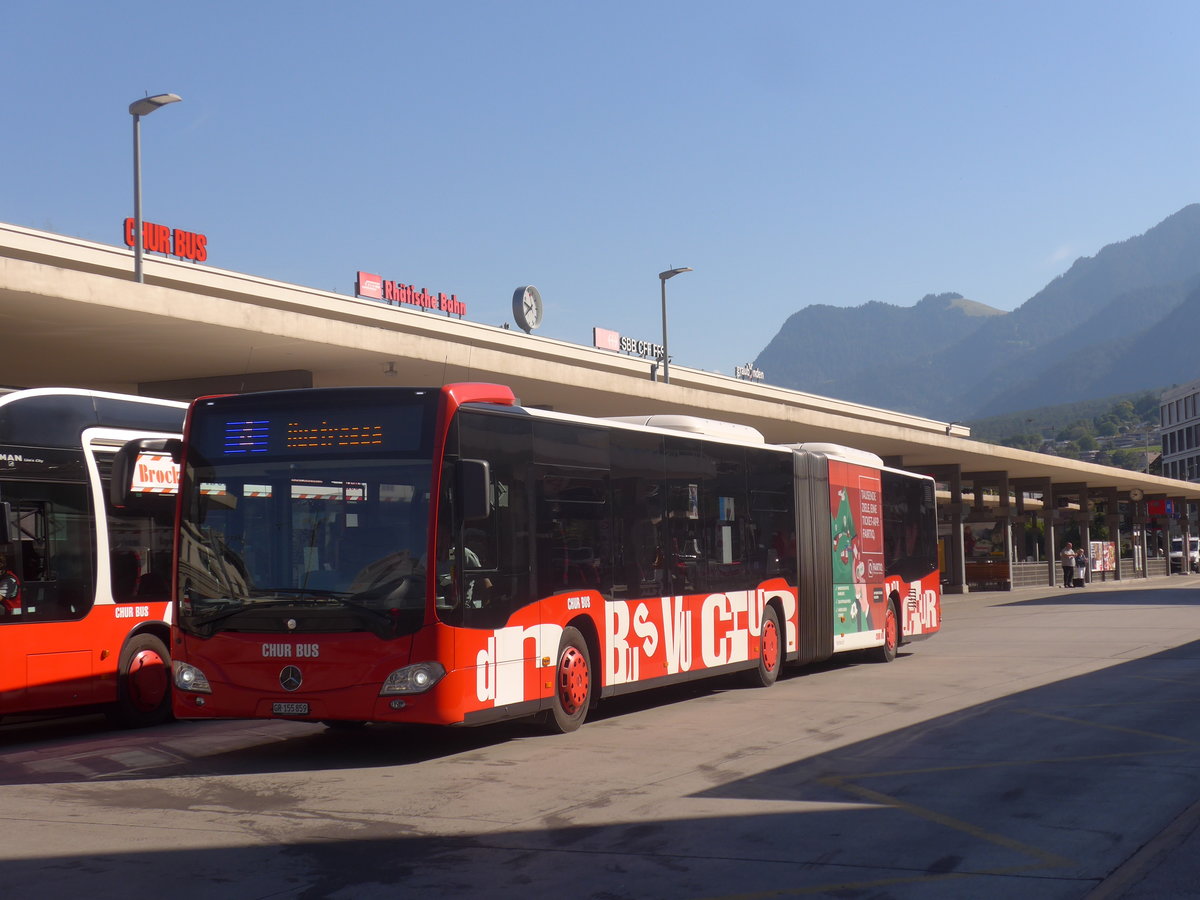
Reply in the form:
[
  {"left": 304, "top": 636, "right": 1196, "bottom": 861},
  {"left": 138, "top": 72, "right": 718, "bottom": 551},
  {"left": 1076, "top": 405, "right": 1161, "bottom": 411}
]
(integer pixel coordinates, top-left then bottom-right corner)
[
  {"left": 461, "top": 459, "right": 492, "bottom": 521},
  {"left": 111, "top": 438, "right": 183, "bottom": 509},
  {"left": 0, "top": 501, "right": 11, "bottom": 545}
]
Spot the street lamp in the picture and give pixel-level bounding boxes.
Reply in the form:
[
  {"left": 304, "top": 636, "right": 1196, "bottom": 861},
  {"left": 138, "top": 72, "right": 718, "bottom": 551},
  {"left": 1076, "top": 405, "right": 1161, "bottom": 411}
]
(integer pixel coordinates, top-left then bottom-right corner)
[
  {"left": 129, "top": 93, "right": 182, "bottom": 283},
  {"left": 658, "top": 266, "right": 692, "bottom": 384}
]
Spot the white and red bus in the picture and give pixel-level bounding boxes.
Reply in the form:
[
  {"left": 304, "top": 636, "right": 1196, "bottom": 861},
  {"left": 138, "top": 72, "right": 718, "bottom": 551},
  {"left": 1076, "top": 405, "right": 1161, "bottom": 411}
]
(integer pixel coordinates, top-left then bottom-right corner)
[
  {"left": 0, "top": 388, "right": 186, "bottom": 726},
  {"left": 145, "top": 383, "right": 940, "bottom": 732}
]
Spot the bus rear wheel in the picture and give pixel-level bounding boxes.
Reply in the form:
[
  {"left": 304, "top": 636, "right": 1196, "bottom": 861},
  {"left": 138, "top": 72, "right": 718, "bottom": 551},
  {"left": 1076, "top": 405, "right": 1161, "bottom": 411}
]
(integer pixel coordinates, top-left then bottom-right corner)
[
  {"left": 111, "top": 633, "right": 172, "bottom": 728},
  {"left": 873, "top": 599, "right": 899, "bottom": 664},
  {"left": 546, "top": 627, "right": 592, "bottom": 733},
  {"left": 743, "top": 604, "right": 781, "bottom": 687}
]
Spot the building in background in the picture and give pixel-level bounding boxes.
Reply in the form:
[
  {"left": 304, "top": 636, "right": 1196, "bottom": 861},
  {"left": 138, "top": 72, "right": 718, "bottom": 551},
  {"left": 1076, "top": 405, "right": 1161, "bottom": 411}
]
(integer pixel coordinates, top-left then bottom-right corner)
[{"left": 1160, "top": 377, "right": 1200, "bottom": 482}]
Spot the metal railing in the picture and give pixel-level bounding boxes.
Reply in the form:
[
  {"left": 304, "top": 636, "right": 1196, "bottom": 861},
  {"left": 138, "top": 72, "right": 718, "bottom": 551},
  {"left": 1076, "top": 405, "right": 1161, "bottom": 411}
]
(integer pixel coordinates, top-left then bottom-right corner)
[{"left": 972, "top": 556, "right": 1173, "bottom": 590}]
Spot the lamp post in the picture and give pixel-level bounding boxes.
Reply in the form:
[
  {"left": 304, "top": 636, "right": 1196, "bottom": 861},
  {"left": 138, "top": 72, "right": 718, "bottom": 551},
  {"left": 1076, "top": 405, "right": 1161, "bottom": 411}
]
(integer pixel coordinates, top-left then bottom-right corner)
[
  {"left": 658, "top": 266, "right": 692, "bottom": 384},
  {"left": 129, "top": 93, "right": 182, "bottom": 283}
]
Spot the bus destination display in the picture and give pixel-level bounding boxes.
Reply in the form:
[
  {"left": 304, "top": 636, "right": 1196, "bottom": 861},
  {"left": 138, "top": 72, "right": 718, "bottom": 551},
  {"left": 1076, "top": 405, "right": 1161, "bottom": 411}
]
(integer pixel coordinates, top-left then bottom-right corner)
[
  {"left": 204, "top": 399, "right": 430, "bottom": 459},
  {"left": 221, "top": 418, "right": 385, "bottom": 454}
]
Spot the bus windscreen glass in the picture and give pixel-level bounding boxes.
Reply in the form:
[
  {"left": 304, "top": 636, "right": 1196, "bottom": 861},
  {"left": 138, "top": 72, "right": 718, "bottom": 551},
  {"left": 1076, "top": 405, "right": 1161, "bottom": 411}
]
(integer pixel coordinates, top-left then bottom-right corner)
[{"left": 179, "top": 391, "right": 439, "bottom": 638}]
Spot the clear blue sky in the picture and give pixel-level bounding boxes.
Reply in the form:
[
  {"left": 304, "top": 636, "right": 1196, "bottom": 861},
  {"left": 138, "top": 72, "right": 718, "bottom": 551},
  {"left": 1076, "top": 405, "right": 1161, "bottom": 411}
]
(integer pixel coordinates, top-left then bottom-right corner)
[{"left": 4, "top": 2, "right": 1199, "bottom": 378}]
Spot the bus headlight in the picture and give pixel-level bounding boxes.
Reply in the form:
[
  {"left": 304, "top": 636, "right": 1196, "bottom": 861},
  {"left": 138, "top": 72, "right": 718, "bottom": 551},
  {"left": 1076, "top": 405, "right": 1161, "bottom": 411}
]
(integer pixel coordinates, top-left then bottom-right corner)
[
  {"left": 379, "top": 662, "right": 445, "bottom": 695},
  {"left": 173, "top": 661, "right": 212, "bottom": 694}
]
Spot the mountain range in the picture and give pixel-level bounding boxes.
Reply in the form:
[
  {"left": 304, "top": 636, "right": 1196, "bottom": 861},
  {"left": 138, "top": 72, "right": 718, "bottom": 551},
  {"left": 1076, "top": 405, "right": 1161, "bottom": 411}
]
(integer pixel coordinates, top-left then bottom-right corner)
[{"left": 755, "top": 204, "right": 1200, "bottom": 420}]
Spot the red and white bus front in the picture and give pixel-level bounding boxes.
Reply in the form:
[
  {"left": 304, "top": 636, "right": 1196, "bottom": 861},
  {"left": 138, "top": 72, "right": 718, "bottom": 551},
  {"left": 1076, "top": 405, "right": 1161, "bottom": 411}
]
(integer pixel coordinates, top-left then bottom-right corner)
[{"left": 171, "top": 385, "right": 508, "bottom": 726}]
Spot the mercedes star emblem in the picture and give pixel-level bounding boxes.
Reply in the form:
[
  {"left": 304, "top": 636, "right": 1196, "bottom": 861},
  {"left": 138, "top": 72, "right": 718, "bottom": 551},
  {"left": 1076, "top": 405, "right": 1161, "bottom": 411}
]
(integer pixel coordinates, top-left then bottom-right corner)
[{"left": 279, "top": 665, "right": 303, "bottom": 692}]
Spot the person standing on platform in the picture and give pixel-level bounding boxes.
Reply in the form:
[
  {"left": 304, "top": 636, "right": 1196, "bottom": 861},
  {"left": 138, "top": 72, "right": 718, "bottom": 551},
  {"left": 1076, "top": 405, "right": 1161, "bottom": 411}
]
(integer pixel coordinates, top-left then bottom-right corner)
[{"left": 1060, "top": 542, "right": 1076, "bottom": 588}]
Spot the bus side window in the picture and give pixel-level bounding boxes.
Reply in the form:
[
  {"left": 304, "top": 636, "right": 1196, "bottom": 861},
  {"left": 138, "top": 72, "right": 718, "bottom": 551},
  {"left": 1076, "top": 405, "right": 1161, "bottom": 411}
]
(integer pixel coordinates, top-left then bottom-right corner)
[
  {"left": 100, "top": 454, "right": 174, "bottom": 604},
  {"left": 881, "top": 471, "right": 937, "bottom": 582},
  {"left": 110, "top": 550, "right": 140, "bottom": 602},
  {"left": 609, "top": 431, "right": 666, "bottom": 600},
  {"left": 136, "top": 551, "right": 171, "bottom": 599},
  {"left": 748, "top": 447, "right": 796, "bottom": 584},
  {"left": 0, "top": 490, "right": 95, "bottom": 622},
  {"left": 16, "top": 503, "right": 48, "bottom": 582}
]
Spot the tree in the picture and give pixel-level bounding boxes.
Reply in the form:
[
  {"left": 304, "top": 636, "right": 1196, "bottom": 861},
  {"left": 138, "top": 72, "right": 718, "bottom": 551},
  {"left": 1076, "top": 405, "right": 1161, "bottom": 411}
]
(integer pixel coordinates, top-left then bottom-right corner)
[
  {"left": 1001, "top": 432, "right": 1042, "bottom": 451},
  {"left": 1110, "top": 448, "right": 1142, "bottom": 470},
  {"left": 1133, "top": 393, "right": 1160, "bottom": 422}
]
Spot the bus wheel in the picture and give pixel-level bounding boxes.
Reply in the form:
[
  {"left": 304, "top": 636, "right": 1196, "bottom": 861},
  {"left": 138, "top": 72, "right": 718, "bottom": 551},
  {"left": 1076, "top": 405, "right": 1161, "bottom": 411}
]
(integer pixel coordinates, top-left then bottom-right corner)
[
  {"left": 743, "top": 604, "right": 781, "bottom": 687},
  {"left": 547, "top": 627, "right": 592, "bottom": 733},
  {"left": 112, "top": 634, "right": 172, "bottom": 728},
  {"left": 873, "top": 599, "right": 898, "bottom": 664}
]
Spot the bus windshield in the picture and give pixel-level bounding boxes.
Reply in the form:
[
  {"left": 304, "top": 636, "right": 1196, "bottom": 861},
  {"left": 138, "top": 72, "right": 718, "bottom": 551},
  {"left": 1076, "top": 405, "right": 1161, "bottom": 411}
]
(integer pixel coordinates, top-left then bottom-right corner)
[{"left": 178, "top": 390, "right": 438, "bottom": 638}]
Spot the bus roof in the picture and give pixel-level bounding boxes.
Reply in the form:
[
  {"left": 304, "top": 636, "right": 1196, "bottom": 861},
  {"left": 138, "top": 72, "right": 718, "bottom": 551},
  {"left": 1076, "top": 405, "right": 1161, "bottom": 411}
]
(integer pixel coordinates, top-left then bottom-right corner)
[
  {"left": 784, "top": 442, "right": 887, "bottom": 467},
  {"left": 603, "top": 414, "right": 767, "bottom": 444},
  {"left": 0, "top": 388, "right": 186, "bottom": 448}
]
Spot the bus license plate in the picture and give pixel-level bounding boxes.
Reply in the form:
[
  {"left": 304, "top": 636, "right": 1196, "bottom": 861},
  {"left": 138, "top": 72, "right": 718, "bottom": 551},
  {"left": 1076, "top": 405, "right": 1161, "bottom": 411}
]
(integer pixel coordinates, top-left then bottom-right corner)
[{"left": 272, "top": 702, "right": 309, "bottom": 715}]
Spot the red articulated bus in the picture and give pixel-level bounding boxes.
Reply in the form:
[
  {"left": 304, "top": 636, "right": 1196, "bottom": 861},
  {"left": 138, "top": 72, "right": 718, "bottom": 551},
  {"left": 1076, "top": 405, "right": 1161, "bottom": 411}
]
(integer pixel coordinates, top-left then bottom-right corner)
[
  {"left": 133, "top": 384, "right": 940, "bottom": 732},
  {"left": 0, "top": 388, "right": 186, "bottom": 727}
]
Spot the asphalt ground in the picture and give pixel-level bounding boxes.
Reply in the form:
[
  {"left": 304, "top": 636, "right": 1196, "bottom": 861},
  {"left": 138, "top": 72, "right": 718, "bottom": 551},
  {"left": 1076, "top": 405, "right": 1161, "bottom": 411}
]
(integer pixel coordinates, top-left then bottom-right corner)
[
  {"left": 2, "top": 572, "right": 1200, "bottom": 899},
  {"left": 968, "top": 572, "right": 1200, "bottom": 900}
]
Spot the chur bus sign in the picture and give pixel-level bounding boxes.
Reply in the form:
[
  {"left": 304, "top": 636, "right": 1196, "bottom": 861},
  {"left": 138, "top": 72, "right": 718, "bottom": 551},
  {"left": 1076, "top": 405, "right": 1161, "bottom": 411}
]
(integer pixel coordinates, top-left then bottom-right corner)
[
  {"left": 356, "top": 271, "right": 467, "bottom": 318},
  {"left": 122, "top": 218, "right": 208, "bottom": 262}
]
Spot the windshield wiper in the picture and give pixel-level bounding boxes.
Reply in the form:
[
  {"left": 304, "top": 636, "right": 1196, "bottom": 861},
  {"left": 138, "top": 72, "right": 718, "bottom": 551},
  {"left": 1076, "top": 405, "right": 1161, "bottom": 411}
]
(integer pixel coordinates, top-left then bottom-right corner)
[
  {"left": 187, "top": 599, "right": 294, "bottom": 628},
  {"left": 260, "top": 590, "right": 409, "bottom": 625},
  {"left": 337, "top": 599, "right": 399, "bottom": 625},
  {"left": 348, "top": 574, "right": 424, "bottom": 605},
  {"left": 248, "top": 588, "right": 353, "bottom": 599},
  {"left": 187, "top": 588, "right": 414, "bottom": 635}
]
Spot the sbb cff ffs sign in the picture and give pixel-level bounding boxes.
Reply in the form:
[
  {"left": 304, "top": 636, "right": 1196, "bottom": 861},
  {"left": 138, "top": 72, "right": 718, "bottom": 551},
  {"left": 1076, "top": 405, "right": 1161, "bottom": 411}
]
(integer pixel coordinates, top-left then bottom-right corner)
[
  {"left": 123, "top": 218, "right": 208, "bottom": 263},
  {"left": 592, "top": 327, "right": 663, "bottom": 360}
]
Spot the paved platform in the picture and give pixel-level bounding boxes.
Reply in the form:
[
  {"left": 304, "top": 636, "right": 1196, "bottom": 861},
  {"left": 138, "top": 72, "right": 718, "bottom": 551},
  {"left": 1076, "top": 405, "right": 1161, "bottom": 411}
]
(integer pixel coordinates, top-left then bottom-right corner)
[{"left": 966, "top": 572, "right": 1200, "bottom": 900}]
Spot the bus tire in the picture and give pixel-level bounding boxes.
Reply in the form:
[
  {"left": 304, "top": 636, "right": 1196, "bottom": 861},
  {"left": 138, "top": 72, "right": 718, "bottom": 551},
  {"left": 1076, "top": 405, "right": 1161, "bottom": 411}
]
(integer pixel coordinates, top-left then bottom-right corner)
[
  {"left": 546, "top": 626, "right": 592, "bottom": 733},
  {"left": 743, "top": 604, "right": 781, "bottom": 687},
  {"left": 112, "top": 633, "right": 173, "bottom": 728},
  {"left": 873, "top": 598, "right": 898, "bottom": 664}
]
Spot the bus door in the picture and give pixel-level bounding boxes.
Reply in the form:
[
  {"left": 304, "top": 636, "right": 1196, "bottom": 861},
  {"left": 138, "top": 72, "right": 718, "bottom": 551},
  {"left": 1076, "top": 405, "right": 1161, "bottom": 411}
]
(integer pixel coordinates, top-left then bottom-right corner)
[
  {"left": 445, "top": 412, "right": 535, "bottom": 712},
  {"left": 533, "top": 467, "right": 610, "bottom": 604},
  {"left": 531, "top": 465, "right": 609, "bottom": 696}
]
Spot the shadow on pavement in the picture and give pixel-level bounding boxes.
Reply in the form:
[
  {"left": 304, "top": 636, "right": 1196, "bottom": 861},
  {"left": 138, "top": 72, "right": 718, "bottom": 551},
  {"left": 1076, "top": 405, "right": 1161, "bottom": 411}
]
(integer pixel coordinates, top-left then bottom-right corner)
[
  {"left": 998, "top": 586, "right": 1200, "bottom": 607},
  {"left": 4, "top": 637, "right": 1200, "bottom": 898}
]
